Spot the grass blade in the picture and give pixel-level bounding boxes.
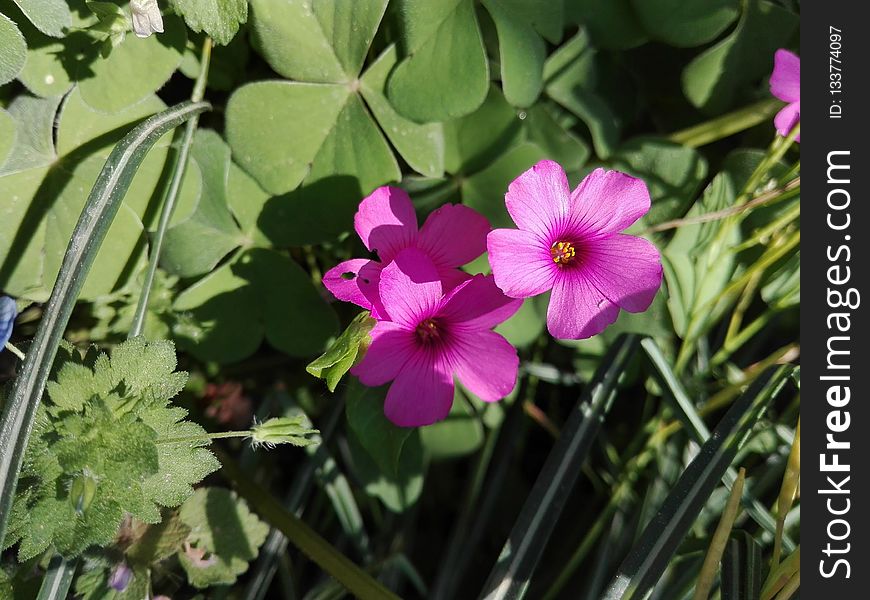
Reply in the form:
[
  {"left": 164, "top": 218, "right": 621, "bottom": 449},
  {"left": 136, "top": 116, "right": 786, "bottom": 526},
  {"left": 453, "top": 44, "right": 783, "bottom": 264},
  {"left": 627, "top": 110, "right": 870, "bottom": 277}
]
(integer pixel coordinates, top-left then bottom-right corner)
[
  {"left": 602, "top": 364, "right": 793, "bottom": 600},
  {"left": 692, "top": 468, "right": 746, "bottom": 600},
  {"left": 721, "top": 531, "right": 763, "bottom": 600},
  {"left": 0, "top": 100, "right": 210, "bottom": 548},
  {"left": 216, "top": 449, "right": 399, "bottom": 600},
  {"left": 478, "top": 334, "right": 641, "bottom": 600},
  {"left": 35, "top": 556, "right": 76, "bottom": 600},
  {"left": 642, "top": 339, "right": 795, "bottom": 552}
]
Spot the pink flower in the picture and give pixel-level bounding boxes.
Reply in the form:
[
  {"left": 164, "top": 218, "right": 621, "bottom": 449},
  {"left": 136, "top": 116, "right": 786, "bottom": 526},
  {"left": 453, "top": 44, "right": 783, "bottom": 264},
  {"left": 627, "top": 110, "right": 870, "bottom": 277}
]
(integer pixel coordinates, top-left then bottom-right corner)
[
  {"left": 487, "top": 161, "right": 662, "bottom": 340},
  {"left": 770, "top": 49, "right": 800, "bottom": 142},
  {"left": 352, "top": 248, "right": 521, "bottom": 427},
  {"left": 323, "top": 186, "right": 490, "bottom": 319}
]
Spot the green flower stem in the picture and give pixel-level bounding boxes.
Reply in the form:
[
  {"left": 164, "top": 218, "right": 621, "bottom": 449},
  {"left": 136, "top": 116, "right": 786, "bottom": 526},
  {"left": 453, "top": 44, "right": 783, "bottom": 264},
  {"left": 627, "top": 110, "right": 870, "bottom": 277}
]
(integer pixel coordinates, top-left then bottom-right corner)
[
  {"left": 215, "top": 448, "right": 401, "bottom": 600},
  {"left": 3, "top": 342, "right": 25, "bottom": 361},
  {"left": 129, "top": 37, "right": 213, "bottom": 338},
  {"left": 668, "top": 99, "right": 782, "bottom": 148},
  {"left": 155, "top": 430, "right": 252, "bottom": 445},
  {"left": 711, "top": 309, "right": 782, "bottom": 367}
]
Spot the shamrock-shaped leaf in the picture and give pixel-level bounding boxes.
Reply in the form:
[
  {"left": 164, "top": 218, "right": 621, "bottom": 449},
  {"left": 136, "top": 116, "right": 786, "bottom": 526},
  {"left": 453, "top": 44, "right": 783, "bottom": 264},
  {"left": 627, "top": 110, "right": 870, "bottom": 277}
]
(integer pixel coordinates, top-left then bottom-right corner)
[
  {"left": 173, "top": 248, "right": 338, "bottom": 363},
  {"left": 682, "top": 0, "right": 798, "bottom": 114}
]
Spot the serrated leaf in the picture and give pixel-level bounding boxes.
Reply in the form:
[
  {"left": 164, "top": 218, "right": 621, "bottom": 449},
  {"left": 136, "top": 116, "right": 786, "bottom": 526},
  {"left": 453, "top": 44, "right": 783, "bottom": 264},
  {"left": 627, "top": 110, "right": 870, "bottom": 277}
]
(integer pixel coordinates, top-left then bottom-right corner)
[
  {"left": 0, "top": 12, "right": 26, "bottom": 85},
  {"left": 387, "top": 0, "right": 489, "bottom": 122},
  {"left": 307, "top": 312, "right": 376, "bottom": 392},
  {"left": 140, "top": 406, "right": 220, "bottom": 513},
  {"left": 174, "top": 248, "right": 338, "bottom": 363},
  {"left": 178, "top": 487, "right": 269, "bottom": 588},
  {"left": 173, "top": 0, "right": 247, "bottom": 45},
  {"left": 161, "top": 130, "right": 244, "bottom": 277},
  {"left": 6, "top": 337, "right": 218, "bottom": 559},
  {"left": 127, "top": 512, "right": 192, "bottom": 566}
]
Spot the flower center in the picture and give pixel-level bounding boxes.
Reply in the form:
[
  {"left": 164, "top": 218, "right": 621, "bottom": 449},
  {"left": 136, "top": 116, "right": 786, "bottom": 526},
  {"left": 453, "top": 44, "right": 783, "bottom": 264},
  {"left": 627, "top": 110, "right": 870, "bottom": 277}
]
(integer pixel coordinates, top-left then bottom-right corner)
[
  {"left": 550, "top": 241, "right": 577, "bottom": 266},
  {"left": 415, "top": 318, "right": 442, "bottom": 344}
]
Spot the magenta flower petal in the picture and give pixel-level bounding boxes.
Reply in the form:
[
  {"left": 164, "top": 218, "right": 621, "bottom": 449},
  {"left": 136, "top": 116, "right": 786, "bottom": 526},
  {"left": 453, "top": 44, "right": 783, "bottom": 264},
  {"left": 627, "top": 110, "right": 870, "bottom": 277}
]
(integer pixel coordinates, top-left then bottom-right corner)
[
  {"left": 770, "top": 49, "right": 800, "bottom": 103},
  {"left": 570, "top": 168, "right": 651, "bottom": 236},
  {"left": 547, "top": 271, "right": 620, "bottom": 340},
  {"left": 378, "top": 248, "right": 442, "bottom": 327},
  {"left": 352, "top": 321, "right": 415, "bottom": 386},
  {"left": 581, "top": 234, "right": 662, "bottom": 312},
  {"left": 451, "top": 330, "right": 519, "bottom": 401},
  {"left": 487, "top": 228, "right": 558, "bottom": 298},
  {"left": 774, "top": 102, "right": 801, "bottom": 141},
  {"left": 437, "top": 267, "right": 474, "bottom": 293},
  {"left": 439, "top": 275, "right": 522, "bottom": 329},
  {"left": 384, "top": 351, "right": 454, "bottom": 427},
  {"left": 418, "top": 204, "right": 490, "bottom": 268},
  {"left": 354, "top": 186, "right": 418, "bottom": 262},
  {"left": 505, "top": 160, "right": 572, "bottom": 237},
  {"left": 322, "top": 259, "right": 376, "bottom": 309}
]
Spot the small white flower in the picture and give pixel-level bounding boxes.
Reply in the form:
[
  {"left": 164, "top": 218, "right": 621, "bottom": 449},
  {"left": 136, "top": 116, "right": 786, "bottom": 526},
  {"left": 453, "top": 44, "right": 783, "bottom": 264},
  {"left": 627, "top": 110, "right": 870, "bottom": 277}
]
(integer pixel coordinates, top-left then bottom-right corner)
[{"left": 130, "top": 0, "right": 164, "bottom": 38}]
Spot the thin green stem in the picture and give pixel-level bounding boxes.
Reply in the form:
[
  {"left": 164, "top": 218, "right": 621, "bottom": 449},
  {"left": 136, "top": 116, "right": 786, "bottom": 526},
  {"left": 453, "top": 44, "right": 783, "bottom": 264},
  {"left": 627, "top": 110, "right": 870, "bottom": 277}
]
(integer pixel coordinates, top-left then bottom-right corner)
[
  {"left": 668, "top": 99, "right": 781, "bottom": 148},
  {"left": 156, "top": 430, "right": 251, "bottom": 445},
  {"left": 129, "top": 37, "right": 212, "bottom": 338},
  {"left": 4, "top": 342, "right": 25, "bottom": 361}
]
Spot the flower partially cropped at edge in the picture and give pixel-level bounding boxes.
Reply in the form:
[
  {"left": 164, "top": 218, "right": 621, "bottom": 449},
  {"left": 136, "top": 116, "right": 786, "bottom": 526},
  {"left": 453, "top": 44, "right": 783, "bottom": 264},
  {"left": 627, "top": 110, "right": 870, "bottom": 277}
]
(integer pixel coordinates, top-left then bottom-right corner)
[
  {"left": 352, "top": 248, "right": 521, "bottom": 427},
  {"left": 0, "top": 296, "right": 16, "bottom": 351},
  {"left": 487, "top": 161, "right": 662, "bottom": 340},
  {"left": 323, "top": 186, "right": 490, "bottom": 319},
  {"left": 130, "top": 0, "right": 164, "bottom": 38},
  {"left": 770, "top": 49, "right": 800, "bottom": 142}
]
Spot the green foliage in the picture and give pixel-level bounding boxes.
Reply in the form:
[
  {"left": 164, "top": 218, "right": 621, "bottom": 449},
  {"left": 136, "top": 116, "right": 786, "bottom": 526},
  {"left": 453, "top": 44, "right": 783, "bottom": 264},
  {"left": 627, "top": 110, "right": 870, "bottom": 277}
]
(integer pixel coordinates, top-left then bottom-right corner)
[
  {"left": 0, "top": 12, "right": 26, "bottom": 85},
  {"left": 172, "top": 0, "right": 247, "bottom": 46},
  {"left": 307, "top": 311, "right": 376, "bottom": 392},
  {"left": 682, "top": 0, "right": 798, "bottom": 114},
  {"left": 4, "top": 338, "right": 218, "bottom": 560},
  {"left": 0, "top": 1, "right": 802, "bottom": 597},
  {"left": 632, "top": 0, "right": 738, "bottom": 47},
  {"left": 178, "top": 487, "right": 269, "bottom": 587},
  {"left": 173, "top": 248, "right": 338, "bottom": 363}
]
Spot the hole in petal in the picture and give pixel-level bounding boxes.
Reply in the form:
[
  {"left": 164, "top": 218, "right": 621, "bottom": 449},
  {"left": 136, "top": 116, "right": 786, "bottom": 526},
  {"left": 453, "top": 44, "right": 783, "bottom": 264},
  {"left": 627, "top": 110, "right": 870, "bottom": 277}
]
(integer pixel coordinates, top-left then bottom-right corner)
[{"left": 341, "top": 272, "right": 357, "bottom": 280}]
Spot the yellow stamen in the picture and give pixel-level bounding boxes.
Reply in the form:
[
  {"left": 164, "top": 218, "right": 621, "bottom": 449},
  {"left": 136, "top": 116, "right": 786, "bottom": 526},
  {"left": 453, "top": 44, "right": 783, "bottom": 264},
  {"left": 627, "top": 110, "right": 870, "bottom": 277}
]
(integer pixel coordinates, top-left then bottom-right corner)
[{"left": 550, "top": 241, "right": 577, "bottom": 265}]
